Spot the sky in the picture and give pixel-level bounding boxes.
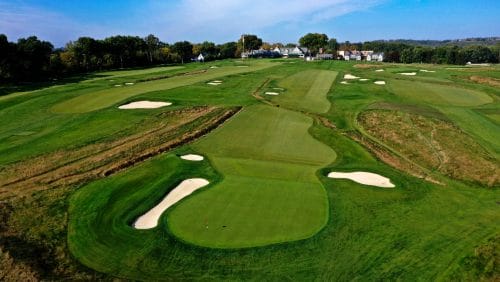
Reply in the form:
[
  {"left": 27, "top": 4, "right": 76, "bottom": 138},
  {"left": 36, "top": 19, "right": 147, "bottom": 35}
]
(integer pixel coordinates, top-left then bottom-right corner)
[{"left": 0, "top": 0, "right": 499, "bottom": 47}]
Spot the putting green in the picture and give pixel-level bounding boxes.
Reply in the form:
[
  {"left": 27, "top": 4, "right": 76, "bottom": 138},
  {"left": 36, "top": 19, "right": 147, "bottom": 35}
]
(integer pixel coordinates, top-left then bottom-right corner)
[
  {"left": 167, "top": 105, "right": 336, "bottom": 248},
  {"left": 270, "top": 69, "right": 337, "bottom": 113},
  {"left": 388, "top": 80, "right": 493, "bottom": 106},
  {"left": 51, "top": 62, "right": 276, "bottom": 113}
]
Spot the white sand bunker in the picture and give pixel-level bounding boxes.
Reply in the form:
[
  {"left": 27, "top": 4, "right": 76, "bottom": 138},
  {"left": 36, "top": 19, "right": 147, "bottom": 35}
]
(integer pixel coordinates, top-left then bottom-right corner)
[
  {"left": 180, "top": 154, "right": 204, "bottom": 161},
  {"left": 328, "top": 172, "right": 395, "bottom": 188},
  {"left": 375, "top": 69, "right": 384, "bottom": 72},
  {"left": 114, "top": 84, "right": 122, "bottom": 87},
  {"left": 207, "top": 81, "right": 222, "bottom": 86},
  {"left": 344, "top": 74, "right": 360, "bottom": 80},
  {"left": 359, "top": 79, "right": 370, "bottom": 81},
  {"left": 265, "top": 92, "right": 280, "bottom": 95},
  {"left": 399, "top": 72, "right": 417, "bottom": 76},
  {"left": 134, "top": 178, "right": 210, "bottom": 229},
  {"left": 210, "top": 66, "right": 218, "bottom": 69},
  {"left": 118, "top": 101, "right": 172, "bottom": 109},
  {"left": 420, "top": 69, "right": 436, "bottom": 73},
  {"left": 374, "top": 81, "right": 386, "bottom": 85},
  {"left": 273, "top": 87, "right": 284, "bottom": 90},
  {"left": 341, "top": 81, "right": 350, "bottom": 85},
  {"left": 125, "top": 82, "right": 135, "bottom": 85}
]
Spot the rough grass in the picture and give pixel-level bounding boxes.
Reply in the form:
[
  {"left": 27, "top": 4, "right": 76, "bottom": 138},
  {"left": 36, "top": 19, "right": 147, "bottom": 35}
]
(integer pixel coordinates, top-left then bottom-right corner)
[
  {"left": 1, "top": 60, "right": 499, "bottom": 280},
  {"left": 0, "top": 107, "right": 238, "bottom": 198},
  {"left": 359, "top": 110, "right": 499, "bottom": 186}
]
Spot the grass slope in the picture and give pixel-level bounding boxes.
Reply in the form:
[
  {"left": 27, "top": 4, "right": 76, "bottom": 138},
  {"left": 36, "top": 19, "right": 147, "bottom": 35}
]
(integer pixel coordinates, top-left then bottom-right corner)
[
  {"left": 270, "top": 69, "right": 337, "bottom": 113},
  {"left": 51, "top": 62, "right": 276, "bottom": 113},
  {"left": 167, "top": 105, "right": 336, "bottom": 247},
  {"left": 1, "top": 60, "right": 498, "bottom": 280},
  {"left": 387, "top": 80, "right": 493, "bottom": 106}
]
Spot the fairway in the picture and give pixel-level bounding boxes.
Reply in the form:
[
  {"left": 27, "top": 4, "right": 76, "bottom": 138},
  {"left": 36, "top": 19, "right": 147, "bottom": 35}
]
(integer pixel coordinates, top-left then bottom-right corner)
[
  {"left": 387, "top": 80, "right": 493, "bottom": 106},
  {"left": 168, "top": 105, "right": 336, "bottom": 247},
  {"left": 270, "top": 69, "right": 337, "bottom": 113},
  {"left": 1, "top": 59, "right": 498, "bottom": 281},
  {"left": 51, "top": 61, "right": 276, "bottom": 113}
]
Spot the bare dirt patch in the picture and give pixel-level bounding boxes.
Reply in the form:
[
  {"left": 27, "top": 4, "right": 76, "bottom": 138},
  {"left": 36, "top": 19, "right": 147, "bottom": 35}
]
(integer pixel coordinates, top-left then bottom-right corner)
[{"left": 469, "top": 76, "right": 500, "bottom": 87}]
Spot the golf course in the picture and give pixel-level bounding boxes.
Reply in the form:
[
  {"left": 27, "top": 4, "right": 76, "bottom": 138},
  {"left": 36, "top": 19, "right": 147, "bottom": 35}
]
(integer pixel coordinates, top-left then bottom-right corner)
[{"left": 0, "top": 59, "right": 498, "bottom": 280}]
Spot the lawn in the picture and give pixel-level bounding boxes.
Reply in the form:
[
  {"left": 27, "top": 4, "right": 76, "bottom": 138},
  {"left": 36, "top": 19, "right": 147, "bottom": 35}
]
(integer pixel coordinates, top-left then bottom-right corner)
[
  {"left": 268, "top": 69, "right": 337, "bottom": 113},
  {"left": 51, "top": 61, "right": 277, "bottom": 113},
  {"left": 0, "top": 60, "right": 498, "bottom": 280},
  {"left": 167, "top": 105, "right": 336, "bottom": 248},
  {"left": 387, "top": 79, "right": 493, "bottom": 106}
]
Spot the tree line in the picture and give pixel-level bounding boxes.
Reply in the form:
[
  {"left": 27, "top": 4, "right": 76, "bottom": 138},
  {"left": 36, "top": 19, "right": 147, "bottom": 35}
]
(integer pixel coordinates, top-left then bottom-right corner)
[
  {"left": 1, "top": 32, "right": 499, "bottom": 84},
  {"left": 0, "top": 34, "right": 238, "bottom": 83}
]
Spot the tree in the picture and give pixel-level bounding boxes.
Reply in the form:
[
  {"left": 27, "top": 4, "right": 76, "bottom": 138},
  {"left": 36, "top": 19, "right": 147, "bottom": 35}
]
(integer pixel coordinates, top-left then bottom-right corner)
[
  {"left": 15, "top": 36, "right": 53, "bottom": 81},
  {"left": 238, "top": 34, "right": 262, "bottom": 52},
  {"left": 144, "top": 34, "right": 161, "bottom": 64},
  {"left": 299, "top": 33, "right": 328, "bottom": 55},
  {"left": 171, "top": 41, "right": 193, "bottom": 64},
  {"left": 401, "top": 48, "right": 414, "bottom": 64},
  {"left": 218, "top": 42, "right": 238, "bottom": 59},
  {"left": 327, "top": 38, "right": 338, "bottom": 52},
  {"left": 261, "top": 42, "right": 272, "bottom": 50}
]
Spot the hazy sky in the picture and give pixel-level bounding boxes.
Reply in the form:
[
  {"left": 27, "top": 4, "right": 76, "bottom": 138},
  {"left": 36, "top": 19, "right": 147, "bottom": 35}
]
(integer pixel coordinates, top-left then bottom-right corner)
[{"left": 1, "top": 0, "right": 499, "bottom": 47}]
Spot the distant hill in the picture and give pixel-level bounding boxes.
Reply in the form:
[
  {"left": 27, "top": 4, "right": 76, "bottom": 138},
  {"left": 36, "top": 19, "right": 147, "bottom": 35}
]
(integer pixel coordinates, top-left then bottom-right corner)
[{"left": 369, "top": 37, "right": 500, "bottom": 47}]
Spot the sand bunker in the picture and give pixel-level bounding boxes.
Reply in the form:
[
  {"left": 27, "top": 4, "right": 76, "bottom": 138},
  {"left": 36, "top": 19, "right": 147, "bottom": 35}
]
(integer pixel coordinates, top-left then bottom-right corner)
[
  {"left": 328, "top": 172, "right": 395, "bottom": 188},
  {"left": 180, "top": 154, "right": 204, "bottom": 161},
  {"left": 359, "top": 79, "right": 370, "bottom": 81},
  {"left": 210, "top": 66, "right": 218, "bottom": 69},
  {"left": 212, "top": 80, "right": 223, "bottom": 83},
  {"left": 207, "top": 82, "right": 222, "bottom": 86},
  {"left": 118, "top": 101, "right": 172, "bottom": 109},
  {"left": 399, "top": 72, "right": 417, "bottom": 76},
  {"left": 340, "top": 81, "right": 350, "bottom": 85},
  {"left": 375, "top": 69, "right": 384, "bottom": 72},
  {"left": 374, "top": 81, "right": 386, "bottom": 85},
  {"left": 265, "top": 92, "right": 280, "bottom": 95},
  {"left": 125, "top": 82, "right": 135, "bottom": 85},
  {"left": 420, "top": 70, "right": 436, "bottom": 73},
  {"left": 273, "top": 87, "right": 284, "bottom": 90},
  {"left": 114, "top": 84, "right": 122, "bottom": 87},
  {"left": 134, "top": 178, "right": 210, "bottom": 229},
  {"left": 344, "top": 74, "right": 360, "bottom": 80}
]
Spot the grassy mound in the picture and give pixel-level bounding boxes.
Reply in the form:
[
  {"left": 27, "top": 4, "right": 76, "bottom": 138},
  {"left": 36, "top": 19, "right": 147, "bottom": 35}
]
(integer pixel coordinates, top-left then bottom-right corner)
[{"left": 359, "top": 109, "right": 499, "bottom": 186}]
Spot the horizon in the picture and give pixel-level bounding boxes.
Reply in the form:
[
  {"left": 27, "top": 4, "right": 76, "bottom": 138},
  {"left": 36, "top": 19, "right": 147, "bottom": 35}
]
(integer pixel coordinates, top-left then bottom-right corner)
[{"left": 1, "top": 0, "right": 500, "bottom": 47}]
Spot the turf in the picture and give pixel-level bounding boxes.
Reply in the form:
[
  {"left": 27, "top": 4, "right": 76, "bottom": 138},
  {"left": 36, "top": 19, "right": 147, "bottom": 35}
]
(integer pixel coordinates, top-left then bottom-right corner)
[
  {"left": 269, "top": 69, "right": 337, "bottom": 113},
  {"left": 167, "top": 105, "right": 336, "bottom": 247},
  {"left": 387, "top": 80, "right": 493, "bottom": 106},
  {"left": 0, "top": 60, "right": 498, "bottom": 280},
  {"left": 51, "top": 61, "right": 276, "bottom": 113}
]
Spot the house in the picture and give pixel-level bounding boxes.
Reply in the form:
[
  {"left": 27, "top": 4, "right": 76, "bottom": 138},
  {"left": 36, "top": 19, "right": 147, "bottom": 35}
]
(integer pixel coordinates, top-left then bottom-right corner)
[
  {"left": 273, "top": 46, "right": 309, "bottom": 58},
  {"left": 195, "top": 53, "right": 204, "bottom": 62},
  {"left": 367, "top": 53, "right": 384, "bottom": 62},
  {"left": 337, "top": 50, "right": 384, "bottom": 61},
  {"left": 317, "top": 53, "right": 334, "bottom": 60}
]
